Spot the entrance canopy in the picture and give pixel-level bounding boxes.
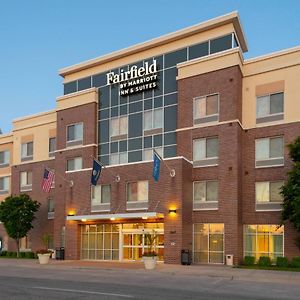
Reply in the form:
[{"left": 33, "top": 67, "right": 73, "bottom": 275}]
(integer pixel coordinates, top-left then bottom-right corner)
[{"left": 66, "top": 212, "right": 164, "bottom": 221}]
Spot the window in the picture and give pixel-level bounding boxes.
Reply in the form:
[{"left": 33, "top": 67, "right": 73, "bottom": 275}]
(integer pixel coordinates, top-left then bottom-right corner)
[
  {"left": 193, "top": 181, "right": 218, "bottom": 210},
  {"left": 143, "top": 147, "right": 163, "bottom": 161},
  {"left": 0, "top": 150, "right": 10, "bottom": 167},
  {"left": 21, "top": 142, "right": 33, "bottom": 161},
  {"left": 110, "top": 116, "right": 127, "bottom": 137},
  {"left": 127, "top": 181, "right": 149, "bottom": 210},
  {"left": 257, "top": 92, "right": 284, "bottom": 123},
  {"left": 193, "top": 223, "right": 224, "bottom": 264},
  {"left": 193, "top": 137, "right": 218, "bottom": 167},
  {"left": 255, "top": 181, "right": 283, "bottom": 211},
  {"left": 255, "top": 137, "right": 284, "bottom": 167},
  {"left": 194, "top": 94, "right": 219, "bottom": 124},
  {"left": 49, "top": 137, "right": 56, "bottom": 157},
  {"left": 91, "top": 185, "right": 111, "bottom": 211},
  {"left": 0, "top": 177, "right": 9, "bottom": 194},
  {"left": 20, "top": 171, "right": 32, "bottom": 191},
  {"left": 244, "top": 225, "right": 284, "bottom": 262},
  {"left": 48, "top": 197, "right": 54, "bottom": 219},
  {"left": 144, "top": 108, "right": 163, "bottom": 131},
  {"left": 20, "top": 236, "right": 30, "bottom": 250},
  {"left": 110, "top": 152, "right": 127, "bottom": 165},
  {"left": 67, "top": 123, "right": 83, "bottom": 145},
  {"left": 67, "top": 157, "right": 83, "bottom": 171}
]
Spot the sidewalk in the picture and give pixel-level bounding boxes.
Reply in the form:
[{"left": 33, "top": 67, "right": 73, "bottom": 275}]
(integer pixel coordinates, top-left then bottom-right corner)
[{"left": 1, "top": 258, "right": 300, "bottom": 285}]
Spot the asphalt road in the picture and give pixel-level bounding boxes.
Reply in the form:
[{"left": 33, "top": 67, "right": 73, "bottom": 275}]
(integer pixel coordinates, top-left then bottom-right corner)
[{"left": 0, "top": 264, "right": 299, "bottom": 299}]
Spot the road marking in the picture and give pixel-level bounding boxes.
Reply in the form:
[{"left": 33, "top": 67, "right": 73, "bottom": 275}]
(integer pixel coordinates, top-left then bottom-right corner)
[{"left": 33, "top": 286, "right": 134, "bottom": 298}]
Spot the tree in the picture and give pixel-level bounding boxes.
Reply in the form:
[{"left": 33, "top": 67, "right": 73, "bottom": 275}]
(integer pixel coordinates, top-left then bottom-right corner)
[
  {"left": 0, "top": 194, "right": 40, "bottom": 257},
  {"left": 281, "top": 137, "right": 300, "bottom": 237}
]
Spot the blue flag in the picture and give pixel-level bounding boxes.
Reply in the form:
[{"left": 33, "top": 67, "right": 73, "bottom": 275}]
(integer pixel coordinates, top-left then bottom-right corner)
[
  {"left": 91, "top": 159, "right": 102, "bottom": 186},
  {"left": 153, "top": 152, "right": 161, "bottom": 182}
]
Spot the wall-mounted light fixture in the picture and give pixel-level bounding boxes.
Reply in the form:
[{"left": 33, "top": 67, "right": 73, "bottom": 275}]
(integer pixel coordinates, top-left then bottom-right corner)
[
  {"left": 142, "top": 216, "right": 148, "bottom": 220},
  {"left": 67, "top": 210, "right": 76, "bottom": 216},
  {"left": 168, "top": 209, "right": 177, "bottom": 215},
  {"left": 110, "top": 217, "right": 116, "bottom": 221},
  {"left": 81, "top": 218, "right": 87, "bottom": 222}
]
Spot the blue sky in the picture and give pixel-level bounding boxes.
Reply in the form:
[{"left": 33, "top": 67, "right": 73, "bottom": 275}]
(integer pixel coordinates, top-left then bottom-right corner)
[{"left": 1, "top": 0, "right": 300, "bottom": 133}]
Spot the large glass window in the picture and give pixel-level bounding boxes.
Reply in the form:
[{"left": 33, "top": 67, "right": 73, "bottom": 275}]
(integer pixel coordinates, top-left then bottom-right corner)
[
  {"left": 81, "top": 224, "right": 119, "bottom": 260},
  {"left": 194, "top": 94, "right": 219, "bottom": 124},
  {"left": 67, "top": 157, "right": 83, "bottom": 171},
  {"left": 91, "top": 184, "right": 111, "bottom": 208},
  {"left": 193, "top": 137, "right": 218, "bottom": 166},
  {"left": 0, "top": 176, "right": 9, "bottom": 194},
  {"left": 127, "top": 181, "right": 148, "bottom": 202},
  {"left": 21, "top": 142, "right": 33, "bottom": 161},
  {"left": 255, "top": 137, "right": 284, "bottom": 167},
  {"left": 144, "top": 108, "right": 163, "bottom": 131},
  {"left": 244, "top": 225, "right": 284, "bottom": 262},
  {"left": 257, "top": 92, "right": 284, "bottom": 123},
  {"left": 193, "top": 223, "right": 224, "bottom": 264},
  {"left": 20, "top": 171, "right": 32, "bottom": 191},
  {"left": 110, "top": 116, "right": 128, "bottom": 137},
  {"left": 67, "top": 123, "right": 83, "bottom": 144},
  {"left": 0, "top": 150, "right": 10, "bottom": 167}
]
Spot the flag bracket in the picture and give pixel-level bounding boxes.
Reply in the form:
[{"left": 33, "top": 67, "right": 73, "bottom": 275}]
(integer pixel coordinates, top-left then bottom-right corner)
[{"left": 170, "top": 169, "right": 176, "bottom": 178}]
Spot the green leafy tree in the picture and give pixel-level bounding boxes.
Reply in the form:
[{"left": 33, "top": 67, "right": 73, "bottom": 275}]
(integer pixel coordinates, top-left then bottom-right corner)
[
  {"left": 0, "top": 194, "right": 40, "bottom": 257},
  {"left": 281, "top": 137, "right": 300, "bottom": 240}
]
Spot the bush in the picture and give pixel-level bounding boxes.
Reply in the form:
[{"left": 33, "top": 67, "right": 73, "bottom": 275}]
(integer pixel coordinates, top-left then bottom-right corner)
[
  {"left": 244, "top": 256, "right": 255, "bottom": 266},
  {"left": 258, "top": 256, "right": 271, "bottom": 267},
  {"left": 276, "top": 256, "right": 289, "bottom": 267},
  {"left": 11, "top": 252, "right": 17, "bottom": 258},
  {"left": 0, "top": 251, "right": 7, "bottom": 257},
  {"left": 25, "top": 252, "right": 35, "bottom": 259},
  {"left": 19, "top": 252, "right": 26, "bottom": 258},
  {"left": 291, "top": 257, "right": 300, "bottom": 268}
]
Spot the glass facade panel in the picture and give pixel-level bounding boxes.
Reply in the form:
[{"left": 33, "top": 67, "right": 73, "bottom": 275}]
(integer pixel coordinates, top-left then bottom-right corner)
[
  {"left": 194, "top": 182, "right": 206, "bottom": 202},
  {"left": 270, "top": 93, "right": 284, "bottom": 114},
  {"left": 206, "top": 181, "right": 218, "bottom": 201},
  {"left": 257, "top": 96, "right": 270, "bottom": 118},
  {"left": 193, "top": 139, "right": 206, "bottom": 161},
  {"left": 270, "top": 181, "right": 283, "bottom": 202},
  {"left": 206, "top": 137, "right": 218, "bottom": 158},
  {"left": 270, "top": 137, "right": 283, "bottom": 158},
  {"left": 210, "top": 34, "right": 232, "bottom": 54},
  {"left": 189, "top": 42, "right": 209, "bottom": 60},
  {"left": 256, "top": 138, "right": 269, "bottom": 160},
  {"left": 256, "top": 182, "right": 269, "bottom": 202}
]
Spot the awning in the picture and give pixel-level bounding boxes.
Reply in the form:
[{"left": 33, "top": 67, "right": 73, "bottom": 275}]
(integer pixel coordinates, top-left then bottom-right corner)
[{"left": 66, "top": 212, "right": 164, "bottom": 221}]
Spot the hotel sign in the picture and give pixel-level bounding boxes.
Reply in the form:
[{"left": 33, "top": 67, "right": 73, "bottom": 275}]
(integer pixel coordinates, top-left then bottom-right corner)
[{"left": 106, "top": 60, "right": 158, "bottom": 96}]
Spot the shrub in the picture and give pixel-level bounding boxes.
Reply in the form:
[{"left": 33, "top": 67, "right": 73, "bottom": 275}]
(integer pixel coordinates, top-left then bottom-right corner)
[
  {"left": 258, "top": 256, "right": 271, "bottom": 267},
  {"left": 19, "top": 252, "right": 26, "bottom": 258},
  {"left": 291, "top": 257, "right": 300, "bottom": 268},
  {"left": 243, "top": 256, "right": 255, "bottom": 266},
  {"left": 0, "top": 251, "right": 7, "bottom": 257},
  {"left": 7, "top": 251, "right": 13, "bottom": 257},
  {"left": 276, "top": 256, "right": 289, "bottom": 267},
  {"left": 11, "top": 252, "right": 17, "bottom": 258},
  {"left": 25, "top": 252, "right": 35, "bottom": 259}
]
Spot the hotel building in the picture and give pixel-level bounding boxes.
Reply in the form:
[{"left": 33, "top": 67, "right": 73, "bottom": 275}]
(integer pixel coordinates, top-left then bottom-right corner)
[{"left": 1, "top": 11, "right": 300, "bottom": 264}]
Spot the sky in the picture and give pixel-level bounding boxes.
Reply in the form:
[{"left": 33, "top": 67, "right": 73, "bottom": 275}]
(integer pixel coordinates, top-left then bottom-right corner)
[{"left": 1, "top": 0, "right": 300, "bottom": 134}]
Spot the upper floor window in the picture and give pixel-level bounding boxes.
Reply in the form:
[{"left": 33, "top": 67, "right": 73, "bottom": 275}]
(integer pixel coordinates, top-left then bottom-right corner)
[
  {"left": 91, "top": 184, "right": 111, "bottom": 211},
  {"left": 144, "top": 108, "right": 163, "bottom": 131},
  {"left": 255, "top": 136, "right": 284, "bottom": 168},
  {"left": 47, "top": 197, "right": 55, "bottom": 219},
  {"left": 110, "top": 116, "right": 127, "bottom": 138},
  {"left": 20, "top": 171, "right": 32, "bottom": 192},
  {"left": 0, "top": 176, "right": 9, "bottom": 194},
  {"left": 0, "top": 150, "right": 10, "bottom": 167},
  {"left": 67, "top": 157, "right": 83, "bottom": 171},
  {"left": 67, "top": 123, "right": 83, "bottom": 146},
  {"left": 194, "top": 94, "right": 219, "bottom": 124},
  {"left": 21, "top": 142, "right": 33, "bottom": 162},
  {"left": 193, "top": 137, "right": 218, "bottom": 167},
  {"left": 193, "top": 180, "right": 218, "bottom": 210},
  {"left": 49, "top": 137, "right": 56, "bottom": 157},
  {"left": 110, "top": 152, "right": 127, "bottom": 165},
  {"left": 256, "top": 181, "right": 283, "bottom": 203},
  {"left": 257, "top": 92, "right": 284, "bottom": 124},
  {"left": 143, "top": 147, "right": 163, "bottom": 161},
  {"left": 127, "top": 180, "right": 148, "bottom": 211}
]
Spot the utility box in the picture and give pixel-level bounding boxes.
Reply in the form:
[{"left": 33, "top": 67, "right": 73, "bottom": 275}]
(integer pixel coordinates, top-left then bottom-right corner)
[
  {"left": 181, "top": 249, "right": 192, "bottom": 265},
  {"left": 226, "top": 254, "right": 234, "bottom": 266},
  {"left": 56, "top": 247, "right": 65, "bottom": 260}
]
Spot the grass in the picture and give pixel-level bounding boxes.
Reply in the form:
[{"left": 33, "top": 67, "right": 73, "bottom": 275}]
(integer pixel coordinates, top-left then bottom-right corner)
[{"left": 236, "top": 265, "right": 300, "bottom": 272}]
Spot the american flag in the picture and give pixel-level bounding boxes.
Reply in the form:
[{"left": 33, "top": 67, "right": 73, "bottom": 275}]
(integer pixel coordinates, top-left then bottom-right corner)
[{"left": 42, "top": 168, "right": 54, "bottom": 193}]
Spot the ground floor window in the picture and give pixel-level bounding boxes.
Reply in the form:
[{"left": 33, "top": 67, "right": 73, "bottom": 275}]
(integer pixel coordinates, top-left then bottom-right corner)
[
  {"left": 193, "top": 223, "right": 224, "bottom": 264},
  {"left": 244, "top": 225, "right": 284, "bottom": 262},
  {"left": 81, "top": 224, "right": 119, "bottom": 260}
]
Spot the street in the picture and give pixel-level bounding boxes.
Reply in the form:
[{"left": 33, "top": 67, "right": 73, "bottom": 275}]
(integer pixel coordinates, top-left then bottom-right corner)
[{"left": 0, "top": 260, "right": 300, "bottom": 299}]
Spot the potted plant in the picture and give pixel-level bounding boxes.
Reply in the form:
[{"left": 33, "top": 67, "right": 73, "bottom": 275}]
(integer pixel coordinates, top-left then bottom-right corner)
[
  {"left": 36, "top": 234, "right": 53, "bottom": 265},
  {"left": 142, "top": 230, "right": 158, "bottom": 270}
]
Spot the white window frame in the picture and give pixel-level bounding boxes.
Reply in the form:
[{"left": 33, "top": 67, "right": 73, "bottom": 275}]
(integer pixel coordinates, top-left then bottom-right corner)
[
  {"left": 144, "top": 108, "right": 163, "bottom": 131},
  {"left": 255, "top": 181, "right": 284, "bottom": 203},
  {"left": 256, "top": 92, "right": 284, "bottom": 121},
  {"left": 110, "top": 116, "right": 128, "bottom": 137},
  {"left": 91, "top": 184, "right": 111, "bottom": 212},
  {"left": 20, "top": 171, "right": 32, "bottom": 192},
  {"left": 193, "top": 181, "right": 218, "bottom": 203},
  {"left": 127, "top": 180, "right": 149, "bottom": 203},
  {"left": 255, "top": 136, "right": 284, "bottom": 168},
  {"left": 193, "top": 137, "right": 219, "bottom": 167},
  {"left": 66, "top": 122, "right": 83, "bottom": 143},
  {"left": 66, "top": 157, "right": 83, "bottom": 171},
  {"left": 0, "top": 150, "right": 10, "bottom": 167},
  {"left": 193, "top": 93, "right": 219, "bottom": 124},
  {"left": 49, "top": 137, "right": 56, "bottom": 156},
  {"left": 21, "top": 142, "right": 33, "bottom": 160},
  {"left": 47, "top": 197, "right": 55, "bottom": 219},
  {"left": 0, "top": 176, "right": 9, "bottom": 193}
]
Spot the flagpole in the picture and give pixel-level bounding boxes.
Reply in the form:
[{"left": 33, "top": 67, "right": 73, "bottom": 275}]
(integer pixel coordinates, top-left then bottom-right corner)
[
  {"left": 42, "top": 164, "right": 74, "bottom": 187},
  {"left": 90, "top": 155, "right": 120, "bottom": 182},
  {"left": 153, "top": 149, "right": 176, "bottom": 177}
]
